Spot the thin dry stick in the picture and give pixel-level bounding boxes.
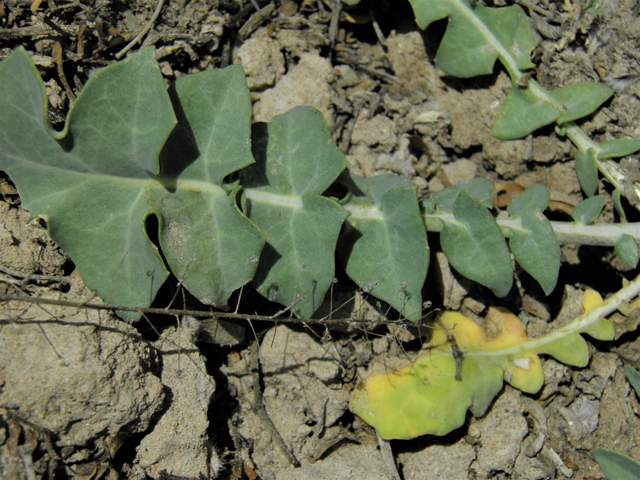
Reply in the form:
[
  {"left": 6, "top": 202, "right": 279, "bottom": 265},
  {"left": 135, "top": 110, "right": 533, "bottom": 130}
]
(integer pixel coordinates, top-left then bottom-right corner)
[
  {"left": 0, "top": 292, "right": 418, "bottom": 327},
  {"left": 249, "top": 340, "right": 300, "bottom": 467},
  {"left": 30, "top": 0, "right": 44, "bottom": 14},
  {"left": 165, "top": 261, "right": 193, "bottom": 312},
  {"left": 52, "top": 41, "right": 76, "bottom": 101},
  {"left": 234, "top": 256, "right": 258, "bottom": 314},
  {"left": 0, "top": 266, "right": 70, "bottom": 284},
  {"left": 3, "top": 285, "right": 66, "bottom": 361},
  {"left": 368, "top": 8, "right": 387, "bottom": 46},
  {"left": 236, "top": 3, "right": 276, "bottom": 41},
  {"left": 327, "top": 0, "right": 342, "bottom": 52},
  {"left": 434, "top": 315, "right": 463, "bottom": 381},
  {"left": 115, "top": 0, "right": 165, "bottom": 60},
  {"left": 340, "top": 96, "right": 364, "bottom": 154}
]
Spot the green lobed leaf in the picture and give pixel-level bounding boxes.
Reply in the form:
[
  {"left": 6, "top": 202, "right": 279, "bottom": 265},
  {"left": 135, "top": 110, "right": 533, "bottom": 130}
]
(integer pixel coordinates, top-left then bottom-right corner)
[
  {"left": 491, "top": 82, "right": 561, "bottom": 139},
  {"left": 464, "top": 177, "right": 495, "bottom": 207},
  {"left": 440, "top": 190, "right": 513, "bottom": 297},
  {"left": 407, "top": 0, "right": 450, "bottom": 30},
  {"left": 148, "top": 186, "right": 266, "bottom": 307},
  {"left": 0, "top": 47, "right": 177, "bottom": 320},
  {"left": 576, "top": 148, "right": 599, "bottom": 197},
  {"left": 150, "top": 66, "right": 267, "bottom": 308},
  {"left": 572, "top": 195, "right": 605, "bottom": 225},
  {"left": 166, "top": 66, "right": 256, "bottom": 187},
  {"left": 615, "top": 234, "right": 639, "bottom": 269},
  {"left": 248, "top": 195, "right": 348, "bottom": 318},
  {"left": 591, "top": 448, "right": 640, "bottom": 480},
  {"left": 243, "top": 107, "right": 349, "bottom": 195},
  {"left": 339, "top": 174, "right": 429, "bottom": 321},
  {"left": 506, "top": 185, "right": 560, "bottom": 295},
  {"left": 550, "top": 83, "right": 613, "bottom": 124},
  {"left": 242, "top": 107, "right": 350, "bottom": 318},
  {"left": 408, "top": 0, "right": 535, "bottom": 78}
]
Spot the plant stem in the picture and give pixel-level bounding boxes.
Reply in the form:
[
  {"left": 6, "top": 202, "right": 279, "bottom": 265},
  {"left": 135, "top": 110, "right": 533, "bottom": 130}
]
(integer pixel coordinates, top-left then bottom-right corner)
[
  {"left": 423, "top": 212, "right": 640, "bottom": 246},
  {"left": 474, "top": 273, "right": 640, "bottom": 358},
  {"left": 564, "top": 123, "right": 624, "bottom": 190}
]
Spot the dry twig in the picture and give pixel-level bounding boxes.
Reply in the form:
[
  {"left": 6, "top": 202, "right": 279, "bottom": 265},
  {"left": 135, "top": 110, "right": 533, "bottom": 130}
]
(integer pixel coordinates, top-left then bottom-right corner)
[{"left": 115, "top": 0, "right": 165, "bottom": 59}]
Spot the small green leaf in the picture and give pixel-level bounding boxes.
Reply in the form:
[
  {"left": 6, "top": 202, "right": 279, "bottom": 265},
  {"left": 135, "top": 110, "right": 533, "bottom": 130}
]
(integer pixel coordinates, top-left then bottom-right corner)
[
  {"left": 580, "top": 290, "right": 615, "bottom": 342},
  {"left": 463, "top": 177, "right": 495, "bottom": 207},
  {"left": 491, "top": 83, "right": 561, "bottom": 139},
  {"left": 430, "top": 186, "right": 465, "bottom": 213},
  {"left": 350, "top": 173, "right": 416, "bottom": 203},
  {"left": 584, "top": 317, "right": 615, "bottom": 341},
  {"left": 536, "top": 334, "right": 589, "bottom": 367},
  {"left": 422, "top": 198, "right": 437, "bottom": 214},
  {"left": 575, "top": 148, "right": 599, "bottom": 197},
  {"left": 408, "top": 0, "right": 450, "bottom": 31},
  {"left": 551, "top": 83, "right": 613, "bottom": 124},
  {"left": 505, "top": 186, "right": 559, "bottom": 294},
  {"left": 624, "top": 365, "right": 640, "bottom": 397},
  {"left": 508, "top": 209, "right": 560, "bottom": 295},
  {"left": 591, "top": 448, "right": 640, "bottom": 480},
  {"left": 409, "top": 1, "right": 535, "bottom": 78},
  {"left": 506, "top": 184, "right": 550, "bottom": 217},
  {"left": 430, "top": 177, "right": 494, "bottom": 212},
  {"left": 340, "top": 174, "right": 429, "bottom": 321},
  {"left": 572, "top": 195, "right": 605, "bottom": 225},
  {"left": 612, "top": 189, "right": 627, "bottom": 222},
  {"left": 441, "top": 191, "right": 513, "bottom": 297},
  {"left": 615, "top": 234, "right": 639, "bottom": 269},
  {"left": 597, "top": 139, "right": 640, "bottom": 160}
]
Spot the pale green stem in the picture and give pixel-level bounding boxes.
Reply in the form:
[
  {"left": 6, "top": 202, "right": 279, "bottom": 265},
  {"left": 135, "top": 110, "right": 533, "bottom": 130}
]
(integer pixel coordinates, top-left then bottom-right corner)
[
  {"left": 459, "top": 0, "right": 640, "bottom": 203},
  {"left": 564, "top": 123, "right": 627, "bottom": 191},
  {"left": 454, "top": 0, "right": 524, "bottom": 82},
  {"left": 423, "top": 212, "right": 640, "bottom": 246},
  {"left": 469, "top": 273, "right": 640, "bottom": 358}
]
